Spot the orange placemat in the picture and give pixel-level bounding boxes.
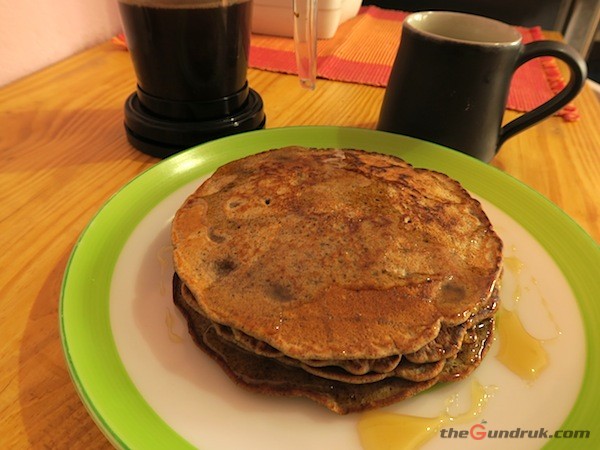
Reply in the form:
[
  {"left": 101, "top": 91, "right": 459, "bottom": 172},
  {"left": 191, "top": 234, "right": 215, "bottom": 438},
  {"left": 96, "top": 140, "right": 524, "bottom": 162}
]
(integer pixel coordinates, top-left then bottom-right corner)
[{"left": 250, "top": 6, "right": 579, "bottom": 121}]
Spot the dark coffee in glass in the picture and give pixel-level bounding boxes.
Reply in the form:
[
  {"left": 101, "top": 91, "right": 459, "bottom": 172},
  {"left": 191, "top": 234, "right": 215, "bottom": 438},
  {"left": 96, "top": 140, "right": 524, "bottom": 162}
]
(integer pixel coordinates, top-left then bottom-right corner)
[{"left": 118, "top": 0, "right": 253, "bottom": 119}]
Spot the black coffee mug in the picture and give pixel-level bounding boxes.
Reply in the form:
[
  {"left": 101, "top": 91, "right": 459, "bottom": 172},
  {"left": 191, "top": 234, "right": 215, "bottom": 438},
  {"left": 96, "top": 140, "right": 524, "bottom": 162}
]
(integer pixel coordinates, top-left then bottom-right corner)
[{"left": 377, "top": 11, "right": 588, "bottom": 162}]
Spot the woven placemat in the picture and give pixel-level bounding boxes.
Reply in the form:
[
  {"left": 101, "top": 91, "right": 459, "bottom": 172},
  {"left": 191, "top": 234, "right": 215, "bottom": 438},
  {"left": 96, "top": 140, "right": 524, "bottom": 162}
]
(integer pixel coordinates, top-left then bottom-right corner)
[{"left": 250, "top": 6, "right": 579, "bottom": 121}]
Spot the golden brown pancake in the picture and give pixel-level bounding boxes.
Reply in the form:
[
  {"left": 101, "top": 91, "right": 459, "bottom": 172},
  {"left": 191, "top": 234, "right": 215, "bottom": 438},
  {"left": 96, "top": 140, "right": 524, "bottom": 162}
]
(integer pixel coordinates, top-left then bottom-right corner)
[
  {"left": 173, "top": 274, "right": 494, "bottom": 414},
  {"left": 171, "top": 146, "right": 503, "bottom": 413},
  {"left": 172, "top": 147, "right": 502, "bottom": 359},
  {"left": 178, "top": 275, "right": 498, "bottom": 384}
]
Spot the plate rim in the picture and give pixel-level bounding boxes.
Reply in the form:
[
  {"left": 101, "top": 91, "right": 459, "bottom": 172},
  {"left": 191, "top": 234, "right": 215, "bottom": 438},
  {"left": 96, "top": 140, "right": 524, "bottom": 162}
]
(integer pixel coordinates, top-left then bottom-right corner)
[{"left": 59, "top": 126, "right": 600, "bottom": 449}]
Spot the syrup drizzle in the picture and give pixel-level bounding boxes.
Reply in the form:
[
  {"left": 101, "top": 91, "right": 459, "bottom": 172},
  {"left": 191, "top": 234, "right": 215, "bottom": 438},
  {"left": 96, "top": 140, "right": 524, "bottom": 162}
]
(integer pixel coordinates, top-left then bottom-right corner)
[
  {"left": 495, "top": 307, "right": 547, "bottom": 381},
  {"left": 356, "top": 246, "right": 561, "bottom": 449},
  {"left": 358, "top": 381, "right": 495, "bottom": 450},
  {"left": 496, "top": 250, "right": 559, "bottom": 382},
  {"left": 157, "top": 244, "right": 182, "bottom": 342},
  {"left": 157, "top": 244, "right": 173, "bottom": 297},
  {"left": 165, "top": 307, "right": 183, "bottom": 343}
]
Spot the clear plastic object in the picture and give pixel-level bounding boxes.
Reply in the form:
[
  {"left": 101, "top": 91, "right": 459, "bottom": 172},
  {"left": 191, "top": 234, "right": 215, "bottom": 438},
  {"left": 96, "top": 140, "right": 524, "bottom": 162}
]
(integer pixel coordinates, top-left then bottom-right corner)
[{"left": 293, "top": 0, "right": 318, "bottom": 89}]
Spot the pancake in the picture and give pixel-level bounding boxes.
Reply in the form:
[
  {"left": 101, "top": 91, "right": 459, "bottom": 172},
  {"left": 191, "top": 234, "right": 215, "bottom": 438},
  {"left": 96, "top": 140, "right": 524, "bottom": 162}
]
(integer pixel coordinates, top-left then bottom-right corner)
[
  {"left": 403, "top": 323, "right": 468, "bottom": 364},
  {"left": 172, "top": 147, "right": 503, "bottom": 361},
  {"left": 171, "top": 146, "right": 503, "bottom": 413},
  {"left": 173, "top": 274, "right": 495, "bottom": 414},
  {"left": 178, "top": 276, "right": 498, "bottom": 384}
]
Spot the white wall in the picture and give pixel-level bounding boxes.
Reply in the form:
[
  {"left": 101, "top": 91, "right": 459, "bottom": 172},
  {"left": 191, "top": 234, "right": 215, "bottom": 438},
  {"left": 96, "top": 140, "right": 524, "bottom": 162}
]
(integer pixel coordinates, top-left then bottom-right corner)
[{"left": 0, "top": 0, "right": 122, "bottom": 87}]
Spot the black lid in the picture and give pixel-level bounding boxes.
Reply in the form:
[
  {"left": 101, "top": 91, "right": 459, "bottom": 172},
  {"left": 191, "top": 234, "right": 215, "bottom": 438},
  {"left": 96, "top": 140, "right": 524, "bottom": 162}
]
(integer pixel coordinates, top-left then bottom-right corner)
[{"left": 123, "top": 88, "right": 266, "bottom": 159}]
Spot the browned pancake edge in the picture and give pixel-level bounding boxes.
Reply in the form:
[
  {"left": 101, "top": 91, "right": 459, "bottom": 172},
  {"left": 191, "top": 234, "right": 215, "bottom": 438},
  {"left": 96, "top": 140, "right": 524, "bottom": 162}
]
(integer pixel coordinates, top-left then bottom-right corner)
[{"left": 173, "top": 274, "right": 495, "bottom": 414}]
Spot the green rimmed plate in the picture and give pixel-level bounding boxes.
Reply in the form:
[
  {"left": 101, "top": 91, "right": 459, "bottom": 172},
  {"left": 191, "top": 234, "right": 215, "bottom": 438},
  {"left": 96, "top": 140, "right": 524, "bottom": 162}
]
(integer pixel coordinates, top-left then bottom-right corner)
[{"left": 60, "top": 126, "right": 600, "bottom": 449}]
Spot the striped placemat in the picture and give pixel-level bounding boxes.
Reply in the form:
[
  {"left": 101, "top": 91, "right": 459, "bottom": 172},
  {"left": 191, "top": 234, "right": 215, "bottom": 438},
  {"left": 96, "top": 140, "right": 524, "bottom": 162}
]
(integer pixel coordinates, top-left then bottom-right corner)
[{"left": 249, "top": 6, "right": 579, "bottom": 121}]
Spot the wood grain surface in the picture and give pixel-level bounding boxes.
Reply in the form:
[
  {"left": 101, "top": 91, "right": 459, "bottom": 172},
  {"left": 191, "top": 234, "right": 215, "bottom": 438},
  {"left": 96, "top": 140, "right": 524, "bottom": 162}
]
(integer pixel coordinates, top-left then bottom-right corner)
[{"left": 0, "top": 34, "right": 598, "bottom": 449}]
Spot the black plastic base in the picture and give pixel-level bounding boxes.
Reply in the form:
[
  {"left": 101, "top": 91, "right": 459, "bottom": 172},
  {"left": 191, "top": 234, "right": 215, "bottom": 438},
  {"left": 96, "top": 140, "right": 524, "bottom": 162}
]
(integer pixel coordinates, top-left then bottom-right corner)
[{"left": 123, "top": 88, "right": 266, "bottom": 159}]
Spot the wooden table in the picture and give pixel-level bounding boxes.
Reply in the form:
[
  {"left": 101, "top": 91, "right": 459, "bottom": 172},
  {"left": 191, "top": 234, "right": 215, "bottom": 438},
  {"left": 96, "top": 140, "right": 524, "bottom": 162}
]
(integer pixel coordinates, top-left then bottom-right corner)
[{"left": 1, "top": 34, "right": 599, "bottom": 448}]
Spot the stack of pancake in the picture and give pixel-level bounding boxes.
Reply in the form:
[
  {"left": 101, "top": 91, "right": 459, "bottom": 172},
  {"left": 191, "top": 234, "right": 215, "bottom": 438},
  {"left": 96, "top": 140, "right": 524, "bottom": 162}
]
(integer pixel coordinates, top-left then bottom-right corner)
[{"left": 171, "top": 147, "right": 503, "bottom": 414}]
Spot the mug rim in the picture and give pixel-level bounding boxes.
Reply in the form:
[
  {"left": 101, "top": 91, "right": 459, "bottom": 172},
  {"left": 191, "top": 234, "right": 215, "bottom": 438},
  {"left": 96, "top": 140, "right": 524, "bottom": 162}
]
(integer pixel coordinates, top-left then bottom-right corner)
[{"left": 405, "top": 11, "right": 522, "bottom": 47}]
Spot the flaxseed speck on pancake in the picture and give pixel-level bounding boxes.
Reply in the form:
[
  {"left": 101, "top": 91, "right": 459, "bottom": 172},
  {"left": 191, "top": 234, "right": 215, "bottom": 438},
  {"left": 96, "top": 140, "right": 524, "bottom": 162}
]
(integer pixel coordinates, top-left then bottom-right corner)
[{"left": 171, "top": 146, "right": 503, "bottom": 413}]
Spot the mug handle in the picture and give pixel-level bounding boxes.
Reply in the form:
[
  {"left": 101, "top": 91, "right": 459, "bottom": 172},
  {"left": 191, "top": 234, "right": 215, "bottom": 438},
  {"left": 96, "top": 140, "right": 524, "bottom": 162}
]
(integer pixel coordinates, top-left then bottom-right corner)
[{"left": 498, "top": 41, "right": 587, "bottom": 147}]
